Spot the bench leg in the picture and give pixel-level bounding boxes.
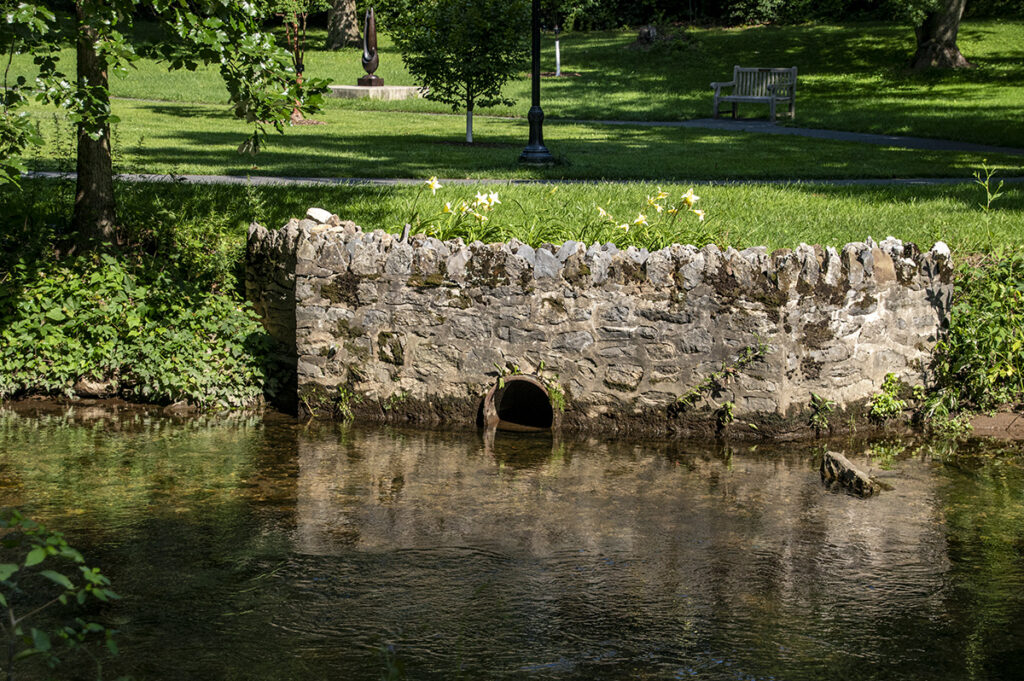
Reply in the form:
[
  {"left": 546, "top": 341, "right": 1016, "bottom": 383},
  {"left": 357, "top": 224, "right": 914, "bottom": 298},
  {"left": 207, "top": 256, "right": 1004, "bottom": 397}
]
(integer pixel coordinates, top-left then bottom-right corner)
[
  {"left": 790, "top": 99, "right": 795, "bottom": 119},
  {"left": 770, "top": 99, "right": 776, "bottom": 124},
  {"left": 713, "top": 98, "right": 719, "bottom": 119},
  {"left": 731, "top": 102, "right": 737, "bottom": 119}
]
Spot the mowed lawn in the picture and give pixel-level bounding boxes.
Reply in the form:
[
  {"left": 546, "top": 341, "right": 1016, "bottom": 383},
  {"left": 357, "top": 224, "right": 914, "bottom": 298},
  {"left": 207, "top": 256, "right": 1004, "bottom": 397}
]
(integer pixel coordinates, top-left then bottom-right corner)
[
  {"left": 9, "top": 19, "right": 1024, "bottom": 181},
  {"left": 11, "top": 19, "right": 1020, "bottom": 142},
  {"left": 22, "top": 98, "right": 1024, "bottom": 181}
]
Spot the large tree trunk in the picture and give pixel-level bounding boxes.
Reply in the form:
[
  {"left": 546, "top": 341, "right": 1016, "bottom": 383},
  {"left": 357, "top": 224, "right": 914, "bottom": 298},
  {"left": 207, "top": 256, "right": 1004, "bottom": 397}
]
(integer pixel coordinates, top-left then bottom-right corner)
[
  {"left": 72, "top": 4, "right": 117, "bottom": 246},
  {"left": 911, "top": 0, "right": 974, "bottom": 70},
  {"left": 326, "top": 0, "right": 360, "bottom": 49}
]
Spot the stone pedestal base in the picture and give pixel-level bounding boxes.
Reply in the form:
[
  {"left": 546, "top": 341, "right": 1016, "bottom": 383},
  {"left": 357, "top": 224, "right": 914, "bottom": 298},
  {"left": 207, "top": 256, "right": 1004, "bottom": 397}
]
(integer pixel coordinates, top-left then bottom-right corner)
[
  {"left": 357, "top": 74, "right": 384, "bottom": 86},
  {"left": 328, "top": 85, "right": 422, "bottom": 101}
]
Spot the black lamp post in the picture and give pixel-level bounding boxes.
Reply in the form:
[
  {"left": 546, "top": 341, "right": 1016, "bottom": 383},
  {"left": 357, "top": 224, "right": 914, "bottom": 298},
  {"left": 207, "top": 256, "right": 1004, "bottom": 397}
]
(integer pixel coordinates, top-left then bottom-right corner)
[{"left": 519, "top": 0, "right": 554, "bottom": 164}]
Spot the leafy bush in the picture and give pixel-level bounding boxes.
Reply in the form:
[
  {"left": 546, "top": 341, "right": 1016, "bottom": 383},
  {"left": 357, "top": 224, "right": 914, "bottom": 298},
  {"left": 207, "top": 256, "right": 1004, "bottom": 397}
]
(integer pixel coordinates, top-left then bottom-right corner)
[
  {"left": 869, "top": 373, "right": 908, "bottom": 422},
  {"left": 932, "top": 249, "right": 1024, "bottom": 410},
  {"left": 0, "top": 252, "right": 278, "bottom": 409}
]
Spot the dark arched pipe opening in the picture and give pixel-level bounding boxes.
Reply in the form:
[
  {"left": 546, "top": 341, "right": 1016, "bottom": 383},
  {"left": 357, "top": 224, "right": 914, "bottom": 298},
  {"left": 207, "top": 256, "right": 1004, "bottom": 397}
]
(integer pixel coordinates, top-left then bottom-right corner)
[{"left": 477, "top": 375, "right": 554, "bottom": 432}]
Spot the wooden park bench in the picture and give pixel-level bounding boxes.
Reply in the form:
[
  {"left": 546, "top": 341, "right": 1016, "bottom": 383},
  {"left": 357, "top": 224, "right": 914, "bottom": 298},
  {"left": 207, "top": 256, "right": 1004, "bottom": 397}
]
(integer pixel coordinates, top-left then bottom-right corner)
[{"left": 711, "top": 66, "right": 797, "bottom": 123}]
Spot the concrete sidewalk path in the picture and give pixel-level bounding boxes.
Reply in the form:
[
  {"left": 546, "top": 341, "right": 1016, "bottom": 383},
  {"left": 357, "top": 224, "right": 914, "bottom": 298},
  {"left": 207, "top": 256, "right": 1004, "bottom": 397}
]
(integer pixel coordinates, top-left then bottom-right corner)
[
  {"left": 25, "top": 171, "right": 1024, "bottom": 187},
  {"left": 573, "top": 117, "right": 1024, "bottom": 158}
]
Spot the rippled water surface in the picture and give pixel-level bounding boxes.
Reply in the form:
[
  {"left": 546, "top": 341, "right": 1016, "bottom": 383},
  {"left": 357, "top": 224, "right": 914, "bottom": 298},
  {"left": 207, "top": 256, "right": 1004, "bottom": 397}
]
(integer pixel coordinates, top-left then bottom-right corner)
[{"left": 1, "top": 403, "right": 1023, "bottom": 680}]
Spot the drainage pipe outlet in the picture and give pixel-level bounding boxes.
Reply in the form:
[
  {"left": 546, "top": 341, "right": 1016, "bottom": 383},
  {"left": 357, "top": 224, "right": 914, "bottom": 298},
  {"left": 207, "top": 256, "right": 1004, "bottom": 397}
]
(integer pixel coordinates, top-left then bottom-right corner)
[{"left": 478, "top": 375, "right": 554, "bottom": 432}]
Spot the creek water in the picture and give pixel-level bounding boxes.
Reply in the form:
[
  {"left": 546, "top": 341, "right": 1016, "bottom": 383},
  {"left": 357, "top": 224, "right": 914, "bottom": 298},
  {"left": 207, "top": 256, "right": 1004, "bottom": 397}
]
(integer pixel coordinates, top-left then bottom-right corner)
[{"left": 1, "top": 404, "right": 1023, "bottom": 680}]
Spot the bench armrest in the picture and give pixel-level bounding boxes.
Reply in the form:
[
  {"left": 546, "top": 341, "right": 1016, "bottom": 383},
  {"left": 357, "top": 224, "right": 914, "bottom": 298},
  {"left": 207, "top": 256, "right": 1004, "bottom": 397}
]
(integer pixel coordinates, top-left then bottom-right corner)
[
  {"left": 710, "top": 80, "right": 735, "bottom": 93},
  {"left": 767, "top": 82, "right": 794, "bottom": 97}
]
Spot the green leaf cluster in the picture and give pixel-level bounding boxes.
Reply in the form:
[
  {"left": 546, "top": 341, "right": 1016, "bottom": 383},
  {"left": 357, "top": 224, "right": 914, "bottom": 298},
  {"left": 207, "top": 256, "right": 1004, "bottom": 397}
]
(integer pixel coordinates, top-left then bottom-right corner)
[
  {"left": 932, "top": 249, "right": 1024, "bottom": 410},
  {"left": 0, "top": 509, "right": 119, "bottom": 678},
  {"left": 0, "top": 252, "right": 278, "bottom": 409},
  {"left": 868, "top": 372, "right": 908, "bottom": 422}
]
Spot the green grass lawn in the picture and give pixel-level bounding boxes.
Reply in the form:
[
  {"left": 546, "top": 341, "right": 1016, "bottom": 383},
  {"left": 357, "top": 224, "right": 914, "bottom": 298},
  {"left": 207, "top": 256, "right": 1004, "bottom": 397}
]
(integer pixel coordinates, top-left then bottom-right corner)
[
  {"left": 22, "top": 99, "right": 1024, "bottom": 181},
  {"left": 12, "top": 19, "right": 1022, "bottom": 146},
  {"left": 7, "top": 177, "right": 1021, "bottom": 258}
]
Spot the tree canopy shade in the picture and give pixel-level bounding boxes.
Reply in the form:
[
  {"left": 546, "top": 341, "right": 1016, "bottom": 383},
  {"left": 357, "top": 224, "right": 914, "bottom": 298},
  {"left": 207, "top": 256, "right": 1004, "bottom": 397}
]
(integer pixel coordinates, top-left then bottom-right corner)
[
  {"left": 1, "top": 0, "right": 326, "bottom": 246},
  {"left": 383, "top": 0, "right": 529, "bottom": 143}
]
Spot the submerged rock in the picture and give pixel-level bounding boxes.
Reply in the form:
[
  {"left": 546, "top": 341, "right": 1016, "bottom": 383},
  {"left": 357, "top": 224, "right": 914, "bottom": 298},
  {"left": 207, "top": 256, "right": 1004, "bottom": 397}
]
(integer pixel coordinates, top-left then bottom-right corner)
[{"left": 820, "top": 451, "right": 878, "bottom": 497}]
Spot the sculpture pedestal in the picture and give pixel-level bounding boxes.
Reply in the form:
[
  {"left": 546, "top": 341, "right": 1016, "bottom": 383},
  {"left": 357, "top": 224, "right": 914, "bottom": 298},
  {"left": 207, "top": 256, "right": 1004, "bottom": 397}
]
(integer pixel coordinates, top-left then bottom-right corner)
[
  {"left": 328, "top": 85, "right": 422, "bottom": 101},
  {"left": 357, "top": 75, "right": 384, "bottom": 86}
]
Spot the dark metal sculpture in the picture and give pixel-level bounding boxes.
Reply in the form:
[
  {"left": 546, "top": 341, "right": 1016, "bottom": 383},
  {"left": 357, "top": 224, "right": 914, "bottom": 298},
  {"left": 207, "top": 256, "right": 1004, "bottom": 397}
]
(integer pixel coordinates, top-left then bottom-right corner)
[{"left": 358, "top": 8, "right": 383, "bottom": 86}]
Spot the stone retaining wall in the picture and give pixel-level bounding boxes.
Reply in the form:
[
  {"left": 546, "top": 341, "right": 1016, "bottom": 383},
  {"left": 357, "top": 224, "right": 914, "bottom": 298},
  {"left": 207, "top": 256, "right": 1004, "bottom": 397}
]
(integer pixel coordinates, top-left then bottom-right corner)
[{"left": 246, "top": 211, "right": 953, "bottom": 436}]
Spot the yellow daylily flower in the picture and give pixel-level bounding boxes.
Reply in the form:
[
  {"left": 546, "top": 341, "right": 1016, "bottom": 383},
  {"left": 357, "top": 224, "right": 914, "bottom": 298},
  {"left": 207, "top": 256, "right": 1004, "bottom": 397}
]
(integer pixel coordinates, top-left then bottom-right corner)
[
  {"left": 597, "top": 206, "right": 609, "bottom": 219},
  {"left": 425, "top": 176, "right": 442, "bottom": 194},
  {"left": 653, "top": 203, "right": 664, "bottom": 213},
  {"left": 472, "top": 212, "right": 488, "bottom": 222},
  {"left": 693, "top": 209, "right": 705, "bottom": 221},
  {"left": 667, "top": 207, "right": 679, "bottom": 215},
  {"left": 655, "top": 187, "right": 669, "bottom": 201},
  {"left": 618, "top": 223, "right": 631, "bottom": 232},
  {"left": 487, "top": 191, "right": 501, "bottom": 207},
  {"left": 442, "top": 202, "right": 454, "bottom": 213},
  {"left": 682, "top": 188, "right": 700, "bottom": 207},
  {"left": 633, "top": 213, "right": 648, "bottom": 226}
]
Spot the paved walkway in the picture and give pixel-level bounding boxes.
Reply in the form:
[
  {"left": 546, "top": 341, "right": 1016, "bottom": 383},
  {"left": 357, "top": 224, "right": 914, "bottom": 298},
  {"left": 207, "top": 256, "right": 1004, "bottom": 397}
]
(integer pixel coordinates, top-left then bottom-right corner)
[{"left": 26, "top": 170, "right": 1024, "bottom": 187}]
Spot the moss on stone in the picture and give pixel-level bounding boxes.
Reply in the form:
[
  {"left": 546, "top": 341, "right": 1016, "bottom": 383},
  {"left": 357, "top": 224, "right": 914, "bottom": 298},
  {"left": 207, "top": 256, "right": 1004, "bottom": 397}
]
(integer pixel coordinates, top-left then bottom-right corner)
[
  {"left": 801, "top": 319, "right": 833, "bottom": 349},
  {"left": 321, "top": 272, "right": 361, "bottom": 307},
  {"left": 408, "top": 271, "right": 446, "bottom": 288},
  {"left": 377, "top": 331, "right": 405, "bottom": 365},
  {"left": 336, "top": 318, "right": 365, "bottom": 339}
]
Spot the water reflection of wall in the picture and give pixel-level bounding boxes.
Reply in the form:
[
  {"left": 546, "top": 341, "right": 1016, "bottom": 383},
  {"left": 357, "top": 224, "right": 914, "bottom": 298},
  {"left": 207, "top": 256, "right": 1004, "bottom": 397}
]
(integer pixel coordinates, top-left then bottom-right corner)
[{"left": 296, "top": 427, "right": 952, "bottom": 661}]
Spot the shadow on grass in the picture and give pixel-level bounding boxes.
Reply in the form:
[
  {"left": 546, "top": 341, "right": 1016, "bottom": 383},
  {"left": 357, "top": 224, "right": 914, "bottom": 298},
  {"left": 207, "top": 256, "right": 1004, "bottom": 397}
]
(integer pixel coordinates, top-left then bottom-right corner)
[
  {"left": 116, "top": 112, "right": 1023, "bottom": 181},
  {"left": 533, "top": 22, "right": 1024, "bottom": 144}
]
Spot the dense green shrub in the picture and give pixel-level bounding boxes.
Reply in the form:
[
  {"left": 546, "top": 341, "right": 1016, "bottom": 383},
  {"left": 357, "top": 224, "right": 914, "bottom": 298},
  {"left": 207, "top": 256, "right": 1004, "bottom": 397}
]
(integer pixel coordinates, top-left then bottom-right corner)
[
  {"left": 0, "top": 180, "right": 281, "bottom": 409},
  {"left": 0, "top": 253, "right": 278, "bottom": 408},
  {"left": 932, "top": 249, "right": 1024, "bottom": 410}
]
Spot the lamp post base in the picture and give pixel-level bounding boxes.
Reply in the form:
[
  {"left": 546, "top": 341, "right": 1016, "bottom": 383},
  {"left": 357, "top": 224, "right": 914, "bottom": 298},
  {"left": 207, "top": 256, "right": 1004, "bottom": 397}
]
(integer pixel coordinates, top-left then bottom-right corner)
[
  {"left": 519, "top": 106, "right": 554, "bottom": 165},
  {"left": 519, "top": 146, "right": 555, "bottom": 165}
]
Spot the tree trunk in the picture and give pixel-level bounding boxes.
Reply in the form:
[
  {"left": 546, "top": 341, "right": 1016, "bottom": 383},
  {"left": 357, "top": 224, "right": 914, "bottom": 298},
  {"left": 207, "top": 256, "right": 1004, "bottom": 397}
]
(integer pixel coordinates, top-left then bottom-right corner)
[
  {"left": 466, "top": 108, "right": 474, "bottom": 144},
  {"left": 911, "top": 0, "right": 974, "bottom": 70},
  {"left": 72, "top": 4, "right": 117, "bottom": 246},
  {"left": 326, "top": 0, "right": 360, "bottom": 49}
]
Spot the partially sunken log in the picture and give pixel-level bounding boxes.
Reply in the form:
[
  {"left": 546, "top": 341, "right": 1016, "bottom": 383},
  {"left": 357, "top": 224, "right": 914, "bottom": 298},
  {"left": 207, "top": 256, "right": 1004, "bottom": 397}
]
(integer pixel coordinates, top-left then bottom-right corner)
[{"left": 821, "top": 451, "right": 877, "bottom": 497}]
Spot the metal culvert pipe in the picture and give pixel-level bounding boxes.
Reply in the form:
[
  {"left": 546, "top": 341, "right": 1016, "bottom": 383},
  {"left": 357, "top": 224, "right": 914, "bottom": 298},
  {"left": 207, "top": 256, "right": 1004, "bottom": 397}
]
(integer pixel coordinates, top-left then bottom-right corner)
[{"left": 478, "top": 375, "right": 554, "bottom": 431}]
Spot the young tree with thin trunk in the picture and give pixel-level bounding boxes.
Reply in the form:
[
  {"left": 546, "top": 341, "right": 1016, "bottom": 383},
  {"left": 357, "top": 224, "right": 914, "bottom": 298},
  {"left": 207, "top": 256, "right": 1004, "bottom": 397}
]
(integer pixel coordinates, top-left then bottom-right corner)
[
  {"left": 264, "top": 0, "right": 330, "bottom": 121},
  {"left": 326, "top": 0, "right": 360, "bottom": 49},
  {"left": 1, "top": 0, "right": 326, "bottom": 248},
  {"left": 385, "top": 0, "right": 529, "bottom": 143}
]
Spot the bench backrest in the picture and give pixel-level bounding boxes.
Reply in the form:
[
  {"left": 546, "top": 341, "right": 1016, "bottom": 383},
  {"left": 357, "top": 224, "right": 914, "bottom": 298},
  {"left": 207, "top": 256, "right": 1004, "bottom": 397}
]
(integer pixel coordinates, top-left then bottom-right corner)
[{"left": 733, "top": 66, "right": 797, "bottom": 97}]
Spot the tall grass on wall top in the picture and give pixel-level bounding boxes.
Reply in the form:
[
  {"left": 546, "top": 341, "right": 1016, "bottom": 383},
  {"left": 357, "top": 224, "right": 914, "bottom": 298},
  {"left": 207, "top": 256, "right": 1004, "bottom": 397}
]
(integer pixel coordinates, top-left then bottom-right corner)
[{"left": 401, "top": 180, "right": 720, "bottom": 250}]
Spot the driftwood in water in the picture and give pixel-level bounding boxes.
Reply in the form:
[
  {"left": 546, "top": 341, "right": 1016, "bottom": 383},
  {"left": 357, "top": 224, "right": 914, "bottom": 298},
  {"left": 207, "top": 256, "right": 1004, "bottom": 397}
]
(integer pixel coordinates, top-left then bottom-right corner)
[{"left": 821, "top": 451, "right": 877, "bottom": 497}]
